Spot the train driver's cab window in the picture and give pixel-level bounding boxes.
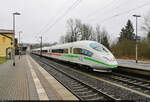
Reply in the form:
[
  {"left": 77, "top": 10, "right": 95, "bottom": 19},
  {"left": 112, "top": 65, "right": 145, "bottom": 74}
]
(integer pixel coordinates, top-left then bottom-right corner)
[
  {"left": 73, "top": 48, "right": 93, "bottom": 57},
  {"left": 82, "top": 49, "right": 93, "bottom": 57},
  {"left": 90, "top": 43, "right": 109, "bottom": 53}
]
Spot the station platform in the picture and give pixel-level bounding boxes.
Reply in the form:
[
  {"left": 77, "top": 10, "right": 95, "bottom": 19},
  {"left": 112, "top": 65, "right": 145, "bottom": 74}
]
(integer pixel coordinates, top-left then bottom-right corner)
[
  {"left": 117, "top": 59, "right": 150, "bottom": 72},
  {"left": 0, "top": 55, "right": 78, "bottom": 100}
]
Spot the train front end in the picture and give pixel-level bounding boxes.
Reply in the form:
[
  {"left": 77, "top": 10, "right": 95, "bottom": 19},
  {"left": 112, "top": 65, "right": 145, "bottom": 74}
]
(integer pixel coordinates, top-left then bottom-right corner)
[{"left": 89, "top": 42, "right": 118, "bottom": 72}]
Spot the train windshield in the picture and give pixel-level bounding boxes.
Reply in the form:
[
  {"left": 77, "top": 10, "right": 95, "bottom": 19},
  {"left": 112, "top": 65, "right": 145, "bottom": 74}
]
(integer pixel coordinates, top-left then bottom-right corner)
[{"left": 90, "top": 43, "right": 109, "bottom": 53}]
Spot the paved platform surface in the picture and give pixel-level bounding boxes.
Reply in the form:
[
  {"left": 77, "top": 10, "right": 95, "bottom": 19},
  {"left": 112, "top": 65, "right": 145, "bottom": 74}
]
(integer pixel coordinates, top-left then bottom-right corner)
[
  {"left": 0, "top": 55, "right": 78, "bottom": 100},
  {"left": 117, "top": 59, "right": 150, "bottom": 71},
  {"left": 0, "top": 55, "right": 37, "bottom": 100}
]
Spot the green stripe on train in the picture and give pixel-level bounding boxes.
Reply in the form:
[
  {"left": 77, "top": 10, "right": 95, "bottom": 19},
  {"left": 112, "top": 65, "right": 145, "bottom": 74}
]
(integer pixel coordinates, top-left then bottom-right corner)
[
  {"left": 84, "top": 57, "right": 118, "bottom": 67},
  {"left": 63, "top": 54, "right": 79, "bottom": 58},
  {"left": 62, "top": 54, "right": 118, "bottom": 67}
]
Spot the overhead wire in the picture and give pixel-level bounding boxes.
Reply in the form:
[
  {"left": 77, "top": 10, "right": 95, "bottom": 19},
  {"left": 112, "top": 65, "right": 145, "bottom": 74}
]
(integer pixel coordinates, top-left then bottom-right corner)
[
  {"left": 97, "top": 1, "right": 150, "bottom": 24},
  {"left": 33, "top": 0, "right": 80, "bottom": 43},
  {"left": 87, "top": 0, "right": 134, "bottom": 22},
  {"left": 34, "top": 0, "right": 150, "bottom": 42},
  {"left": 113, "top": 1, "right": 150, "bottom": 17},
  {"left": 37, "top": 0, "right": 69, "bottom": 35},
  {"left": 86, "top": 0, "right": 133, "bottom": 21},
  {"left": 85, "top": 0, "right": 118, "bottom": 19},
  {"left": 42, "top": 0, "right": 82, "bottom": 34}
]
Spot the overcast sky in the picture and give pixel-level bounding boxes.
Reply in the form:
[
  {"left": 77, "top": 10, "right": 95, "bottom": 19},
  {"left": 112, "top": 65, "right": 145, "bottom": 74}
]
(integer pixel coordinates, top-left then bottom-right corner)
[{"left": 0, "top": 0, "right": 150, "bottom": 44}]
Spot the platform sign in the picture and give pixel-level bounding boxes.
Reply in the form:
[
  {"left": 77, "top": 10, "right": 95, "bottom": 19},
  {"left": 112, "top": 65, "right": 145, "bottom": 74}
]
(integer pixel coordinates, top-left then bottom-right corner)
[{"left": 132, "top": 35, "right": 141, "bottom": 40}]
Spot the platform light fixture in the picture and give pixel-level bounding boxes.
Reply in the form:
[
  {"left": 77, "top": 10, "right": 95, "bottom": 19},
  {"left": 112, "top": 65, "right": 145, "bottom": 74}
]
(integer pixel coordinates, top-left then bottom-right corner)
[
  {"left": 19, "top": 31, "right": 22, "bottom": 59},
  {"left": 133, "top": 14, "right": 141, "bottom": 63},
  {"left": 12, "top": 12, "right": 21, "bottom": 66}
]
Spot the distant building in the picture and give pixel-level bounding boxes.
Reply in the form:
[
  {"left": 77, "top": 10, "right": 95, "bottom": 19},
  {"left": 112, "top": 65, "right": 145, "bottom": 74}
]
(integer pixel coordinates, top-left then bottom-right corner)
[{"left": 0, "top": 29, "right": 14, "bottom": 57}]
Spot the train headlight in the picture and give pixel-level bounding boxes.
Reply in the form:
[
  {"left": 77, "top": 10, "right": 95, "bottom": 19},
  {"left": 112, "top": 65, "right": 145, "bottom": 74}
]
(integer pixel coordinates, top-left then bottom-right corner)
[
  {"left": 103, "top": 56, "right": 110, "bottom": 61},
  {"left": 103, "top": 56, "right": 115, "bottom": 62}
]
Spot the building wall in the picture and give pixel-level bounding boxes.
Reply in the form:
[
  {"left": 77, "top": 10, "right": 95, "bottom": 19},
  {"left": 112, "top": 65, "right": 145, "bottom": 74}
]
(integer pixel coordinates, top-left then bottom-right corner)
[{"left": 0, "top": 34, "right": 14, "bottom": 57}]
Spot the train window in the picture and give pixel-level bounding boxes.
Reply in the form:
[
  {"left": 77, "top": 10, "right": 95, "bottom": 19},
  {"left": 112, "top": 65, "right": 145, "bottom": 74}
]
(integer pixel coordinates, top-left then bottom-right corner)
[
  {"left": 74, "top": 48, "right": 93, "bottom": 57},
  {"left": 52, "top": 49, "right": 68, "bottom": 53},
  {"left": 52, "top": 49, "right": 58, "bottom": 53},
  {"left": 82, "top": 49, "right": 93, "bottom": 57},
  {"left": 59, "top": 49, "right": 64, "bottom": 53},
  {"left": 90, "top": 43, "right": 109, "bottom": 53},
  {"left": 42, "top": 50, "right": 48, "bottom": 52},
  {"left": 73, "top": 48, "right": 82, "bottom": 54},
  {"left": 52, "top": 49, "right": 55, "bottom": 53},
  {"left": 82, "top": 49, "right": 88, "bottom": 55},
  {"left": 64, "top": 49, "right": 68, "bottom": 53}
]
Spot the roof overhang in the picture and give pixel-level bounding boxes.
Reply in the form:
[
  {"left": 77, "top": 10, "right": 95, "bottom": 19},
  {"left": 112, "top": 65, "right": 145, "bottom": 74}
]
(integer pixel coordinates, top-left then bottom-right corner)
[{"left": 0, "top": 29, "right": 14, "bottom": 34}]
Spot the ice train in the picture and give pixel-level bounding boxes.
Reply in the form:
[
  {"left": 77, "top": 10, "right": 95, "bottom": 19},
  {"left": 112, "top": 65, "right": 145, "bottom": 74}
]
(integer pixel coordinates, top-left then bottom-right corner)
[{"left": 32, "top": 40, "right": 118, "bottom": 72}]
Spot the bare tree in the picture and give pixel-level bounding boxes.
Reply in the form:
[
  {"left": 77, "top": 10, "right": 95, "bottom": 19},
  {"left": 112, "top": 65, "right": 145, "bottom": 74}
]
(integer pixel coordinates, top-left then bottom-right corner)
[
  {"left": 65, "top": 33, "right": 72, "bottom": 43},
  {"left": 100, "top": 28, "right": 110, "bottom": 49},
  {"left": 90, "top": 31, "right": 97, "bottom": 41},
  {"left": 66, "top": 19, "right": 75, "bottom": 42},
  {"left": 95, "top": 25, "right": 101, "bottom": 43},
  {"left": 66, "top": 18, "right": 94, "bottom": 42},
  {"left": 142, "top": 12, "right": 150, "bottom": 41},
  {"left": 66, "top": 18, "right": 82, "bottom": 42},
  {"left": 81, "top": 24, "right": 93, "bottom": 40},
  {"left": 59, "top": 35, "right": 65, "bottom": 44},
  {"left": 64, "top": 18, "right": 109, "bottom": 47},
  {"left": 74, "top": 19, "right": 82, "bottom": 41}
]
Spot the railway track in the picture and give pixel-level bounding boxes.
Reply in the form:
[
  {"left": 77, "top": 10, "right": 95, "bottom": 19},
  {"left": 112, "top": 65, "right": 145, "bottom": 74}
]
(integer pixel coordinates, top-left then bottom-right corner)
[
  {"left": 31, "top": 54, "right": 150, "bottom": 100},
  {"left": 106, "top": 72, "right": 150, "bottom": 95},
  {"left": 32, "top": 55, "right": 119, "bottom": 101}
]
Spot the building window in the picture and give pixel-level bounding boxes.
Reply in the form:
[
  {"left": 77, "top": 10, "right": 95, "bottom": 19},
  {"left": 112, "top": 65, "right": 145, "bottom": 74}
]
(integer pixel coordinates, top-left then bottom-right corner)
[{"left": 2, "top": 37, "right": 6, "bottom": 43}]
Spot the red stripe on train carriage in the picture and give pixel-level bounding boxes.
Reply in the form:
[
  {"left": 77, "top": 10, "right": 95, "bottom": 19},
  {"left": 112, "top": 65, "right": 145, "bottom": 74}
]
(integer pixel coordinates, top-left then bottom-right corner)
[{"left": 45, "top": 53, "right": 62, "bottom": 56}]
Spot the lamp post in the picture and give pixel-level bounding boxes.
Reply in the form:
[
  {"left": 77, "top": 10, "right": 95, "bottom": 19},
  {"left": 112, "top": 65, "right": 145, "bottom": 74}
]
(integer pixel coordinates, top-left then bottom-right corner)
[
  {"left": 40, "top": 36, "right": 42, "bottom": 56},
  {"left": 19, "top": 31, "right": 22, "bottom": 59},
  {"left": 133, "top": 14, "right": 141, "bottom": 63},
  {"left": 13, "top": 12, "right": 21, "bottom": 66}
]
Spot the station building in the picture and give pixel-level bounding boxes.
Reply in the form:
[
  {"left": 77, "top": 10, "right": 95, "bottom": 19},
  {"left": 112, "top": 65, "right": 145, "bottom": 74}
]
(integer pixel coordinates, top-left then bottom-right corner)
[{"left": 0, "top": 29, "right": 14, "bottom": 57}]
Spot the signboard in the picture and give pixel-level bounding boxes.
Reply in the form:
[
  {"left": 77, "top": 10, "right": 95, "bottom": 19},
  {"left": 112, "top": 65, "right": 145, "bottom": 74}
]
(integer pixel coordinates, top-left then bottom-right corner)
[{"left": 132, "top": 35, "right": 141, "bottom": 40}]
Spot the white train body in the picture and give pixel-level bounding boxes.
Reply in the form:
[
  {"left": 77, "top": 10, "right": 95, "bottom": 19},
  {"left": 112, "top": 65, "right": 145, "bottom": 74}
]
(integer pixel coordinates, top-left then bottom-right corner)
[{"left": 32, "top": 40, "right": 118, "bottom": 72}]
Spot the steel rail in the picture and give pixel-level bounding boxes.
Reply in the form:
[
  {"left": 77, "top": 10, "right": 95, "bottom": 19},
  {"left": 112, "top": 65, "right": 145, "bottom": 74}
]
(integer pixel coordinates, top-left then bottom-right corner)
[
  {"left": 32, "top": 54, "right": 120, "bottom": 101},
  {"left": 108, "top": 73, "right": 150, "bottom": 94}
]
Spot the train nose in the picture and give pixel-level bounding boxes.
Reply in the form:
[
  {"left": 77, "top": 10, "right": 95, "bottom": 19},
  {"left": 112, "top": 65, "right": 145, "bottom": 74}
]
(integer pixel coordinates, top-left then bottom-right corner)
[
  {"left": 112, "top": 60, "right": 118, "bottom": 65},
  {"left": 103, "top": 56, "right": 118, "bottom": 67},
  {"left": 103, "top": 56, "right": 116, "bottom": 62}
]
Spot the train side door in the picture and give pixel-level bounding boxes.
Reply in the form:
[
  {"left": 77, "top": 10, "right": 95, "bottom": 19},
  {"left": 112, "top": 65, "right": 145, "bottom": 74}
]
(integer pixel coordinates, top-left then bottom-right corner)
[
  {"left": 73, "top": 48, "right": 84, "bottom": 65},
  {"left": 69, "top": 47, "right": 73, "bottom": 62}
]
